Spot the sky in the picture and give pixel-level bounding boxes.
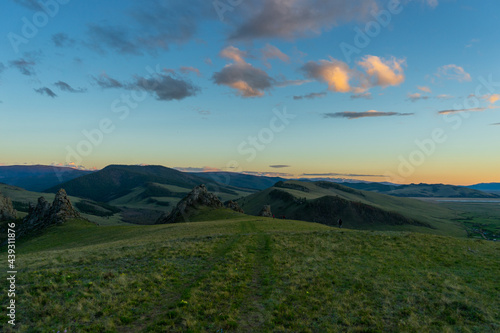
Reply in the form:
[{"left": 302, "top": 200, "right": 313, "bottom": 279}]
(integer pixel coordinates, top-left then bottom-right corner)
[{"left": 0, "top": 0, "right": 499, "bottom": 185}]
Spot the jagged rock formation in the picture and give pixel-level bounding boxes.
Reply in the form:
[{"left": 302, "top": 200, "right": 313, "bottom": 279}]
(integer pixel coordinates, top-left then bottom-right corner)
[
  {"left": 258, "top": 205, "right": 273, "bottom": 217},
  {"left": 156, "top": 184, "right": 223, "bottom": 224},
  {"left": 0, "top": 192, "right": 16, "bottom": 221},
  {"left": 18, "top": 189, "right": 80, "bottom": 238},
  {"left": 225, "top": 200, "right": 244, "bottom": 213}
]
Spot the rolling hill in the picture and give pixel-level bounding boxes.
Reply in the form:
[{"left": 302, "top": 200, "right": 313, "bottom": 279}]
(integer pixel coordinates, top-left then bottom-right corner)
[
  {"left": 339, "top": 182, "right": 500, "bottom": 198},
  {"left": 0, "top": 165, "right": 92, "bottom": 191},
  {"left": 238, "top": 180, "right": 464, "bottom": 237},
  {"left": 44, "top": 165, "right": 253, "bottom": 203},
  {"left": 192, "top": 172, "right": 285, "bottom": 190}
]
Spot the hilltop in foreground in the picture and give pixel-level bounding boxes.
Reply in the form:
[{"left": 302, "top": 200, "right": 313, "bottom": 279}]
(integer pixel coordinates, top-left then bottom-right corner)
[{"left": 2, "top": 215, "right": 498, "bottom": 332}]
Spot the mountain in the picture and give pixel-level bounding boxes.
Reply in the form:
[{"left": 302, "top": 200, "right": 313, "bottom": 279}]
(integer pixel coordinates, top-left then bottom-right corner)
[
  {"left": 238, "top": 180, "right": 464, "bottom": 237},
  {"left": 44, "top": 165, "right": 254, "bottom": 203},
  {"left": 0, "top": 165, "right": 92, "bottom": 191},
  {"left": 192, "top": 172, "right": 286, "bottom": 190},
  {"left": 467, "top": 182, "right": 500, "bottom": 194},
  {"left": 338, "top": 182, "right": 500, "bottom": 198}
]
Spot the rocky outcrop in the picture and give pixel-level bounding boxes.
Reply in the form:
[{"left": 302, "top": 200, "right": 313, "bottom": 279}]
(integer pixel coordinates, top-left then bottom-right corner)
[
  {"left": 258, "top": 205, "right": 273, "bottom": 217},
  {"left": 225, "top": 200, "right": 244, "bottom": 213},
  {"left": 18, "top": 189, "right": 80, "bottom": 238},
  {"left": 0, "top": 192, "right": 17, "bottom": 221},
  {"left": 156, "top": 184, "right": 223, "bottom": 224}
]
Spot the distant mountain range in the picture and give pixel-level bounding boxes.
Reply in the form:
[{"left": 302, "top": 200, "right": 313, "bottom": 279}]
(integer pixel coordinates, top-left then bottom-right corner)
[
  {"left": 0, "top": 165, "right": 92, "bottom": 191},
  {"left": 1, "top": 164, "right": 499, "bottom": 199}
]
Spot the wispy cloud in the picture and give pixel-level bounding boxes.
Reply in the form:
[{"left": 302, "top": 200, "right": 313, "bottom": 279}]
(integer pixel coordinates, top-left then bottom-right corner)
[
  {"left": 174, "top": 166, "right": 222, "bottom": 173},
  {"left": 437, "top": 107, "right": 496, "bottom": 115},
  {"left": 269, "top": 165, "right": 290, "bottom": 168},
  {"left": 228, "top": 0, "right": 378, "bottom": 40},
  {"left": 9, "top": 58, "right": 36, "bottom": 76},
  {"left": 418, "top": 86, "right": 432, "bottom": 93},
  {"left": 436, "top": 64, "right": 471, "bottom": 82},
  {"left": 54, "top": 81, "right": 87, "bottom": 93},
  {"left": 179, "top": 66, "right": 202, "bottom": 77},
  {"left": 301, "top": 172, "right": 384, "bottom": 177},
  {"left": 293, "top": 92, "right": 326, "bottom": 100},
  {"left": 324, "top": 110, "right": 414, "bottom": 120},
  {"left": 490, "top": 123, "right": 500, "bottom": 126},
  {"left": 93, "top": 74, "right": 125, "bottom": 89},
  {"left": 351, "top": 92, "right": 372, "bottom": 99},
  {"left": 242, "top": 170, "right": 293, "bottom": 177},
  {"left": 261, "top": 44, "right": 290, "bottom": 68},
  {"left": 407, "top": 93, "right": 430, "bottom": 102},
  {"left": 34, "top": 87, "right": 57, "bottom": 98},
  {"left": 52, "top": 33, "right": 76, "bottom": 48},
  {"left": 132, "top": 74, "right": 200, "bottom": 101}
]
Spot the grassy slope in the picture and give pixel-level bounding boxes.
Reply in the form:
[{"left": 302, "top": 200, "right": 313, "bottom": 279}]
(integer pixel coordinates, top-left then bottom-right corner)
[
  {"left": 1, "top": 217, "right": 498, "bottom": 332},
  {"left": 239, "top": 180, "right": 464, "bottom": 237}
]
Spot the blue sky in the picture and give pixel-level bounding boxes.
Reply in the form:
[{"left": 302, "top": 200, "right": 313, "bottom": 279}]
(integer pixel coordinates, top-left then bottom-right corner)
[{"left": 0, "top": 0, "right": 499, "bottom": 185}]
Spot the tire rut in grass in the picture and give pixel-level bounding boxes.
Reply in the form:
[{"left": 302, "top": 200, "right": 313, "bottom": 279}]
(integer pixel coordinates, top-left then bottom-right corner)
[
  {"left": 238, "top": 221, "right": 275, "bottom": 331},
  {"left": 143, "top": 222, "right": 247, "bottom": 331}
]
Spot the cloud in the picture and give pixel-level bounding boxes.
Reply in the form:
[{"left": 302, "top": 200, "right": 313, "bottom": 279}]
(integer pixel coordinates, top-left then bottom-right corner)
[
  {"left": 418, "top": 86, "right": 432, "bottom": 93},
  {"left": 92, "top": 74, "right": 125, "bottom": 89},
  {"left": 86, "top": 1, "right": 210, "bottom": 55},
  {"left": 34, "top": 87, "right": 57, "bottom": 98},
  {"left": 93, "top": 71, "right": 199, "bottom": 101},
  {"left": 242, "top": 170, "right": 294, "bottom": 177},
  {"left": 52, "top": 33, "right": 75, "bottom": 48},
  {"left": 293, "top": 92, "right": 326, "bottom": 100},
  {"left": 407, "top": 93, "right": 430, "bottom": 102},
  {"left": 436, "top": 94, "right": 454, "bottom": 100},
  {"left": 301, "top": 57, "right": 354, "bottom": 93},
  {"left": 0, "top": 62, "right": 5, "bottom": 75},
  {"left": 324, "top": 110, "right": 414, "bottom": 120},
  {"left": 132, "top": 74, "right": 200, "bottom": 101},
  {"left": 301, "top": 172, "right": 383, "bottom": 177},
  {"left": 437, "top": 107, "right": 491, "bottom": 115},
  {"left": 54, "top": 81, "right": 87, "bottom": 93},
  {"left": 436, "top": 64, "right": 471, "bottom": 82},
  {"left": 228, "top": 0, "right": 378, "bottom": 40},
  {"left": 13, "top": 0, "right": 42, "bottom": 10},
  {"left": 9, "top": 58, "right": 36, "bottom": 76},
  {"left": 301, "top": 55, "right": 405, "bottom": 93},
  {"left": 351, "top": 92, "right": 372, "bottom": 99},
  {"left": 220, "top": 46, "right": 248, "bottom": 63},
  {"left": 269, "top": 165, "right": 290, "bottom": 168},
  {"left": 213, "top": 46, "right": 274, "bottom": 97},
  {"left": 490, "top": 123, "right": 500, "bottom": 126},
  {"left": 261, "top": 44, "right": 290, "bottom": 67},
  {"left": 179, "top": 66, "right": 202, "bottom": 77},
  {"left": 487, "top": 94, "right": 500, "bottom": 104},
  {"left": 357, "top": 55, "right": 405, "bottom": 87},
  {"left": 275, "top": 79, "right": 311, "bottom": 87},
  {"left": 175, "top": 166, "right": 222, "bottom": 173},
  {"left": 87, "top": 24, "right": 141, "bottom": 55}
]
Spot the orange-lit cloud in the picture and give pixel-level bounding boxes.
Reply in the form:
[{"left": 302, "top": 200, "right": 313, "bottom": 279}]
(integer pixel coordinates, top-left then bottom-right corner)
[
  {"left": 220, "top": 46, "right": 247, "bottom": 63},
  {"left": 358, "top": 55, "right": 405, "bottom": 88},
  {"left": 301, "top": 55, "right": 405, "bottom": 94},
  {"left": 418, "top": 86, "right": 432, "bottom": 93}
]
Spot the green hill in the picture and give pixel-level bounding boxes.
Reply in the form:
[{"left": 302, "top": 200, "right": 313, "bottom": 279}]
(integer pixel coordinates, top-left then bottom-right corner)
[
  {"left": 44, "top": 165, "right": 252, "bottom": 203},
  {"left": 1, "top": 217, "right": 498, "bottom": 332},
  {"left": 238, "top": 180, "right": 464, "bottom": 237},
  {"left": 341, "top": 182, "right": 500, "bottom": 198}
]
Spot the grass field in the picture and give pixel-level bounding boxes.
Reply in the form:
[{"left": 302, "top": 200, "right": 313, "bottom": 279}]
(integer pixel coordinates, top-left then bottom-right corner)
[{"left": 1, "top": 215, "right": 499, "bottom": 332}]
